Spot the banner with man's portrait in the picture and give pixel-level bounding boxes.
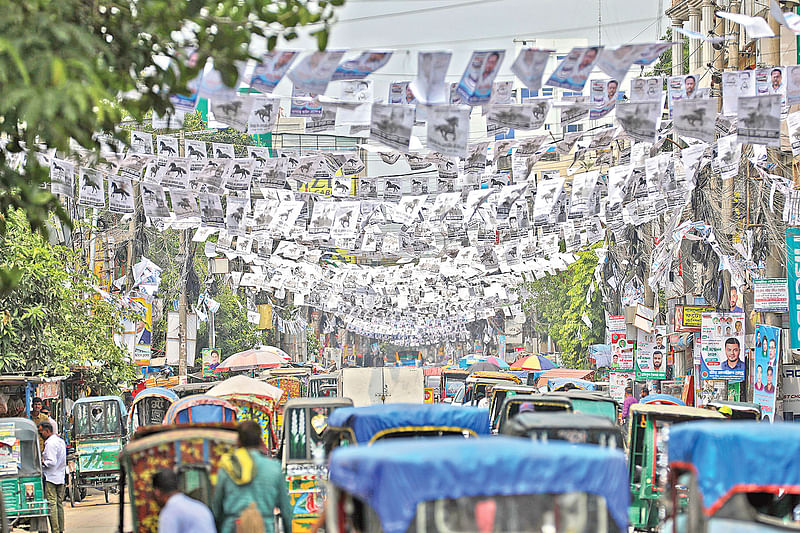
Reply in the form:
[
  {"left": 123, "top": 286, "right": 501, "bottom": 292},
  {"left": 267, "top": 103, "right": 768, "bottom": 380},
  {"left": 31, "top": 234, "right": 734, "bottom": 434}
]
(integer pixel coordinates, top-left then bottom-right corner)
[
  {"left": 700, "top": 312, "right": 746, "bottom": 382},
  {"left": 635, "top": 325, "right": 667, "bottom": 380}
]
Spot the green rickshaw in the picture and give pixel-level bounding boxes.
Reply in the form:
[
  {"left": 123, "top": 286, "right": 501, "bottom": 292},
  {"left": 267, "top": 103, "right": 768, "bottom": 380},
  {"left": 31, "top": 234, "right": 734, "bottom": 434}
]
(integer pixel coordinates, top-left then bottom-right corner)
[
  {"left": 0, "top": 418, "right": 49, "bottom": 532},
  {"left": 627, "top": 403, "right": 724, "bottom": 531},
  {"left": 71, "top": 396, "right": 128, "bottom": 504},
  {"left": 281, "top": 397, "right": 353, "bottom": 533}
]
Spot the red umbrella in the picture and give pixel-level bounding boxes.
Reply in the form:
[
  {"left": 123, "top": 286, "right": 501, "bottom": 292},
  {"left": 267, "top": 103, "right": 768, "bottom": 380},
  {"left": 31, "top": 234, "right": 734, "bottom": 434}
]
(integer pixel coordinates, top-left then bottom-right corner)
[{"left": 215, "top": 346, "right": 289, "bottom": 372}]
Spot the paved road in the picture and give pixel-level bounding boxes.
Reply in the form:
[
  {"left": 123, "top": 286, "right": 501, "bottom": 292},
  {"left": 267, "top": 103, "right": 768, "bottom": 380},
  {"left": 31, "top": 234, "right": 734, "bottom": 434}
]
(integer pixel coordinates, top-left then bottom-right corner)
[{"left": 63, "top": 488, "right": 130, "bottom": 533}]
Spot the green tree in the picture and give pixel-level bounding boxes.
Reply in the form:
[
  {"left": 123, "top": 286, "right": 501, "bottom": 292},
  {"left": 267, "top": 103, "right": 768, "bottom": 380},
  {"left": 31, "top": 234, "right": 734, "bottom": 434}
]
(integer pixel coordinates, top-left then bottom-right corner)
[
  {"left": 0, "top": 0, "right": 342, "bottom": 288},
  {"left": 646, "top": 28, "right": 689, "bottom": 78},
  {"left": 520, "top": 247, "right": 605, "bottom": 368},
  {"left": 0, "top": 210, "right": 136, "bottom": 392}
]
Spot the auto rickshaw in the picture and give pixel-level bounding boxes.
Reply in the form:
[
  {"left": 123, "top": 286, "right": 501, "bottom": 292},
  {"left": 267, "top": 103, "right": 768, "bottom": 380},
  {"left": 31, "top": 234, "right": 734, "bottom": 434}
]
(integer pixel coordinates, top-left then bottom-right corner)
[
  {"left": 640, "top": 393, "right": 685, "bottom": 406},
  {"left": 0, "top": 418, "right": 49, "bottom": 532},
  {"left": 666, "top": 422, "right": 800, "bottom": 532},
  {"left": 486, "top": 384, "right": 537, "bottom": 432},
  {"left": 326, "top": 437, "right": 630, "bottom": 532},
  {"left": 501, "top": 412, "right": 624, "bottom": 450},
  {"left": 627, "top": 403, "right": 725, "bottom": 531},
  {"left": 162, "top": 395, "right": 237, "bottom": 424},
  {"left": 71, "top": 396, "right": 128, "bottom": 504},
  {"left": 495, "top": 394, "right": 574, "bottom": 434},
  {"left": 119, "top": 424, "right": 238, "bottom": 533},
  {"left": 550, "top": 390, "right": 620, "bottom": 422},
  {"left": 127, "top": 387, "right": 178, "bottom": 435},
  {"left": 325, "top": 403, "right": 490, "bottom": 451},
  {"left": 462, "top": 371, "right": 522, "bottom": 406},
  {"left": 440, "top": 368, "right": 469, "bottom": 403},
  {"left": 219, "top": 394, "right": 280, "bottom": 453},
  {"left": 706, "top": 400, "right": 761, "bottom": 420},
  {"left": 308, "top": 373, "right": 338, "bottom": 398},
  {"left": 281, "top": 397, "right": 353, "bottom": 533}
]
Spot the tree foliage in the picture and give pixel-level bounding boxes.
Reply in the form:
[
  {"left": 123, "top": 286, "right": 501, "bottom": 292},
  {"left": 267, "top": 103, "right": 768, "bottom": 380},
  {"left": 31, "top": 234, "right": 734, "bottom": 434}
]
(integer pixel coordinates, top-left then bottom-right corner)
[
  {"left": 0, "top": 0, "right": 342, "bottom": 287},
  {"left": 0, "top": 210, "right": 136, "bottom": 392},
  {"left": 520, "top": 248, "right": 605, "bottom": 368}
]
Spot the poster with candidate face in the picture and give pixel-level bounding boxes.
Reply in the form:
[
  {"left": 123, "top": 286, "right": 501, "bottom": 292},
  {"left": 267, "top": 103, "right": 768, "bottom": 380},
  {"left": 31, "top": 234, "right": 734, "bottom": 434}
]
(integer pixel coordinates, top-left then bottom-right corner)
[
  {"left": 635, "top": 325, "right": 667, "bottom": 380},
  {"left": 700, "top": 312, "right": 746, "bottom": 382},
  {"left": 754, "top": 324, "right": 780, "bottom": 421}
]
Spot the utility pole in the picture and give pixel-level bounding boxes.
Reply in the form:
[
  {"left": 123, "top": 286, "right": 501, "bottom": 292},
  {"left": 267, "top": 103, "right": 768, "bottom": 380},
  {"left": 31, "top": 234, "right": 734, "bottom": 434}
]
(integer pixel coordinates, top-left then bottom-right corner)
[{"left": 178, "top": 229, "right": 188, "bottom": 379}]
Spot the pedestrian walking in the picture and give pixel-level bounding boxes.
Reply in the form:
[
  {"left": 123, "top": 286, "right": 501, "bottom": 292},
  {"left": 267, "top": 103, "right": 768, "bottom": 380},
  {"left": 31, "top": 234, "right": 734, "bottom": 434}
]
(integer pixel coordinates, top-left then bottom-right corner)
[
  {"left": 621, "top": 386, "right": 638, "bottom": 424},
  {"left": 38, "top": 421, "right": 66, "bottom": 533},
  {"left": 153, "top": 469, "right": 216, "bottom": 533},
  {"left": 211, "top": 421, "right": 292, "bottom": 533}
]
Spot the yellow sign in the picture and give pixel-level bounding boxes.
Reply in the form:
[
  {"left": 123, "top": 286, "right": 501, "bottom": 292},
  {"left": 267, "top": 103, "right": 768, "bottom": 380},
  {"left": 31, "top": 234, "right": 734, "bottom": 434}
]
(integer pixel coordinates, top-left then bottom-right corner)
[
  {"left": 424, "top": 388, "right": 435, "bottom": 403},
  {"left": 682, "top": 306, "right": 716, "bottom": 328}
]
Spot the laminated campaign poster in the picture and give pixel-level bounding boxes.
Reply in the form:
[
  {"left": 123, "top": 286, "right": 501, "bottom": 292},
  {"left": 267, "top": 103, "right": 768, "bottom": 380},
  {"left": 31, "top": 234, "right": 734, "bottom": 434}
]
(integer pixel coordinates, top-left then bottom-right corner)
[
  {"left": 716, "top": 134, "right": 741, "bottom": 180},
  {"left": 247, "top": 96, "right": 280, "bottom": 134},
  {"left": 108, "top": 176, "right": 135, "bottom": 214},
  {"left": 250, "top": 51, "right": 298, "bottom": 94},
  {"left": 546, "top": 46, "right": 602, "bottom": 91},
  {"left": 673, "top": 98, "right": 717, "bottom": 143},
  {"left": 388, "top": 81, "right": 416, "bottom": 104},
  {"left": 722, "top": 70, "right": 755, "bottom": 116},
  {"left": 456, "top": 50, "right": 505, "bottom": 105},
  {"left": 411, "top": 51, "right": 452, "bottom": 105},
  {"left": 50, "top": 159, "right": 75, "bottom": 198},
  {"left": 290, "top": 87, "right": 322, "bottom": 117},
  {"left": 754, "top": 324, "right": 780, "bottom": 421},
  {"left": 755, "top": 67, "right": 785, "bottom": 104},
  {"left": 737, "top": 95, "right": 781, "bottom": 146},
  {"left": 426, "top": 105, "right": 470, "bottom": 157},
  {"left": 370, "top": 104, "right": 414, "bottom": 152},
  {"left": 635, "top": 325, "right": 667, "bottom": 380},
  {"left": 287, "top": 50, "right": 345, "bottom": 95},
  {"left": 140, "top": 182, "right": 170, "bottom": 219},
  {"left": 589, "top": 79, "right": 619, "bottom": 120},
  {"left": 788, "top": 111, "right": 800, "bottom": 157},
  {"left": 331, "top": 51, "right": 392, "bottom": 81},
  {"left": 630, "top": 76, "right": 663, "bottom": 102},
  {"left": 511, "top": 48, "right": 552, "bottom": 92},
  {"left": 616, "top": 101, "right": 660, "bottom": 143},
  {"left": 77, "top": 168, "right": 105, "bottom": 208},
  {"left": 699, "top": 312, "right": 746, "bottom": 382},
  {"left": 485, "top": 100, "right": 550, "bottom": 130},
  {"left": 787, "top": 65, "right": 800, "bottom": 105},
  {"left": 609, "top": 370, "right": 634, "bottom": 403}
]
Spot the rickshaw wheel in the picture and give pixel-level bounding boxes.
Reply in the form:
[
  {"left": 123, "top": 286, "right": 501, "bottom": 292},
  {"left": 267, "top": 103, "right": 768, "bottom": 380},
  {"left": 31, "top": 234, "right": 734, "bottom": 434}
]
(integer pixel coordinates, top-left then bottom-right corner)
[
  {"left": 104, "top": 488, "right": 109, "bottom": 503},
  {"left": 68, "top": 476, "right": 75, "bottom": 508}
]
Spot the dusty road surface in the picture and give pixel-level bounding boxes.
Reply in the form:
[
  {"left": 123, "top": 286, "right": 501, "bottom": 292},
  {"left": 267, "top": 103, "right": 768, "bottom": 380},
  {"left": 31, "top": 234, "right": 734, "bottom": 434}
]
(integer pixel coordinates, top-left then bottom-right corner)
[{"left": 11, "top": 488, "right": 132, "bottom": 533}]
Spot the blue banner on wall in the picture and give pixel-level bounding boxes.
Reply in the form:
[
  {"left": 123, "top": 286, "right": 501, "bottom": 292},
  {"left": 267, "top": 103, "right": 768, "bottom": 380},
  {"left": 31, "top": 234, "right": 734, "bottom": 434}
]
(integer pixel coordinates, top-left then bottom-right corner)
[{"left": 786, "top": 228, "right": 800, "bottom": 349}]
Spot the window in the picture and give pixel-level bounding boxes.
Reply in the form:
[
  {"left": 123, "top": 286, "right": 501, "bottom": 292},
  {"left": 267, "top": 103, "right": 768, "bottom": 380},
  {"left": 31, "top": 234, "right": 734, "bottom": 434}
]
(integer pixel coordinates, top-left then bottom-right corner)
[
  {"left": 566, "top": 124, "right": 583, "bottom": 133},
  {"left": 542, "top": 88, "right": 554, "bottom": 97},
  {"left": 556, "top": 55, "right": 567, "bottom": 61},
  {"left": 563, "top": 91, "right": 583, "bottom": 98}
]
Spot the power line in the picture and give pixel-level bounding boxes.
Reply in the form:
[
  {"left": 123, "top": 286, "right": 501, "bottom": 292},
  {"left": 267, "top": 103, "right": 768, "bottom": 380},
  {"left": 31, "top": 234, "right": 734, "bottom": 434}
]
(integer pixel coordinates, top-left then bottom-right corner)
[{"left": 313, "top": 0, "right": 502, "bottom": 26}]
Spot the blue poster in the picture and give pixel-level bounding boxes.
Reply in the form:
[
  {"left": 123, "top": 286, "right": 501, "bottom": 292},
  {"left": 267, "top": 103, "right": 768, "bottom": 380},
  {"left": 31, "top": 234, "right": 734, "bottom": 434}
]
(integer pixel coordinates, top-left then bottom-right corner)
[
  {"left": 787, "top": 228, "right": 800, "bottom": 349},
  {"left": 498, "top": 335, "right": 506, "bottom": 360},
  {"left": 754, "top": 324, "right": 780, "bottom": 421}
]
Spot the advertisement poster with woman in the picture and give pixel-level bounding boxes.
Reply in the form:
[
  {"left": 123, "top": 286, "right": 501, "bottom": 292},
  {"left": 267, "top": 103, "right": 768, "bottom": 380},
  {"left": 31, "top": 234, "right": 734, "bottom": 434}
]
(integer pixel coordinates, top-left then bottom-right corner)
[
  {"left": 635, "top": 325, "right": 667, "bottom": 380},
  {"left": 754, "top": 324, "right": 780, "bottom": 421},
  {"left": 699, "top": 312, "right": 746, "bottom": 381}
]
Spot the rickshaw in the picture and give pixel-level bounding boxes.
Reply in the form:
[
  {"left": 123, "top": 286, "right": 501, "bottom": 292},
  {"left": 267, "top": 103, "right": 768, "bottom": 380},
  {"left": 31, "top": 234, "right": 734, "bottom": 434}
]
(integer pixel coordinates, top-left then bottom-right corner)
[
  {"left": 486, "top": 384, "right": 537, "bottom": 432},
  {"left": 325, "top": 403, "right": 490, "bottom": 451},
  {"left": 162, "top": 395, "right": 238, "bottom": 424},
  {"left": 71, "top": 396, "right": 128, "bottom": 504},
  {"left": 281, "top": 397, "right": 353, "bottom": 533},
  {"left": 627, "top": 403, "right": 725, "bottom": 531},
  {"left": 440, "top": 368, "right": 469, "bottom": 403},
  {"left": 267, "top": 376, "right": 304, "bottom": 434},
  {"left": 326, "top": 437, "right": 630, "bottom": 533},
  {"left": 640, "top": 393, "right": 686, "bottom": 406},
  {"left": 127, "top": 387, "right": 178, "bottom": 435},
  {"left": 119, "top": 424, "right": 238, "bottom": 533},
  {"left": 495, "top": 394, "right": 574, "bottom": 434},
  {"left": 0, "top": 376, "right": 66, "bottom": 434},
  {"left": 548, "top": 377, "right": 597, "bottom": 391},
  {"left": 308, "top": 373, "right": 338, "bottom": 398},
  {"left": 462, "top": 371, "right": 522, "bottom": 406},
  {"left": 706, "top": 400, "right": 761, "bottom": 420},
  {"left": 666, "top": 422, "right": 800, "bottom": 532},
  {"left": 501, "top": 412, "right": 624, "bottom": 450},
  {"left": 551, "top": 390, "right": 620, "bottom": 422},
  {"left": 219, "top": 394, "right": 280, "bottom": 453},
  {"left": 0, "top": 418, "right": 49, "bottom": 532}
]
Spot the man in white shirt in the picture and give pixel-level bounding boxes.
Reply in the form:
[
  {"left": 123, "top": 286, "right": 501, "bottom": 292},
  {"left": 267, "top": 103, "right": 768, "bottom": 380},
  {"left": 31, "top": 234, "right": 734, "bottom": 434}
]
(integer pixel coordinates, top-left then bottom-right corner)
[
  {"left": 40, "top": 407, "right": 58, "bottom": 435},
  {"left": 38, "top": 422, "right": 66, "bottom": 533}
]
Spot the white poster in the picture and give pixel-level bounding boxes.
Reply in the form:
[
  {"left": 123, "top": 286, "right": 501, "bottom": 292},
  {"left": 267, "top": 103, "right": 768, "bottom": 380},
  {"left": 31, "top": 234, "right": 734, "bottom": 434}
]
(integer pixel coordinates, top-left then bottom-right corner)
[
  {"left": 737, "top": 95, "right": 781, "bottom": 146},
  {"left": 140, "top": 182, "right": 169, "bottom": 219},
  {"left": 426, "top": 105, "right": 470, "bottom": 157},
  {"left": 511, "top": 48, "right": 552, "bottom": 92},
  {"left": 108, "top": 176, "right": 135, "bottom": 214},
  {"left": 77, "top": 168, "right": 105, "bottom": 208}
]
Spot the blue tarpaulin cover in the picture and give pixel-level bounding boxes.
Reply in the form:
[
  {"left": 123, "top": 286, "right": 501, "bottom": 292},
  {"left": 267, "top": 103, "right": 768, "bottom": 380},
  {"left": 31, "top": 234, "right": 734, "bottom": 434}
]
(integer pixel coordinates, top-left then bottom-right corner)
[
  {"left": 669, "top": 422, "right": 800, "bottom": 513},
  {"left": 329, "top": 437, "right": 630, "bottom": 533},
  {"left": 640, "top": 393, "right": 685, "bottom": 406},
  {"left": 327, "top": 403, "right": 490, "bottom": 443}
]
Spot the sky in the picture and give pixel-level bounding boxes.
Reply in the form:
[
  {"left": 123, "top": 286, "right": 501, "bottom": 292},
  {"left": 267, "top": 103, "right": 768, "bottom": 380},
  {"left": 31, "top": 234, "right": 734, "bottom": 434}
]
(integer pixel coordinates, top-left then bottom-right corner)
[
  {"left": 287, "top": 0, "right": 668, "bottom": 53},
  {"left": 267, "top": 0, "right": 669, "bottom": 97}
]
